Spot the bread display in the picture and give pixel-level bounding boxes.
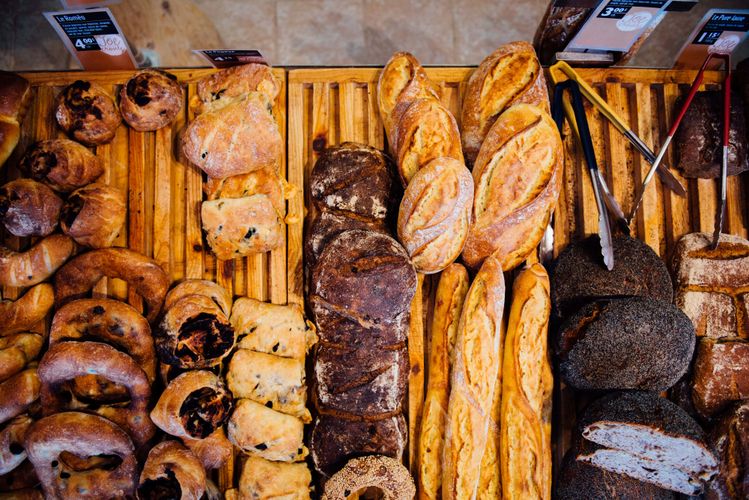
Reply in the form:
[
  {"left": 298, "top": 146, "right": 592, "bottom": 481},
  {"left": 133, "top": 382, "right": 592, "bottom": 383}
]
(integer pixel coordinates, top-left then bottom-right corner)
[
  {"left": 323, "top": 455, "right": 416, "bottom": 500},
  {"left": 239, "top": 455, "right": 311, "bottom": 500},
  {"left": 556, "top": 297, "right": 695, "bottom": 391},
  {"left": 462, "top": 103, "right": 562, "bottom": 271},
  {"left": 0, "top": 179, "right": 62, "bottom": 237},
  {"left": 19, "top": 139, "right": 103, "bottom": 193},
  {"left": 0, "top": 334, "right": 43, "bottom": 384},
  {"left": 500, "top": 263, "right": 553, "bottom": 500},
  {"left": 692, "top": 339, "right": 749, "bottom": 418},
  {"left": 55, "top": 80, "right": 120, "bottom": 146},
  {"left": 575, "top": 392, "right": 718, "bottom": 495},
  {"left": 551, "top": 234, "right": 674, "bottom": 321},
  {"left": 0, "top": 415, "right": 32, "bottom": 476},
  {"left": 442, "top": 254, "right": 506, "bottom": 499},
  {"left": 25, "top": 412, "right": 137, "bottom": 499},
  {"left": 0, "top": 71, "right": 31, "bottom": 168},
  {"left": 397, "top": 157, "right": 473, "bottom": 274},
  {"left": 0, "top": 234, "right": 74, "bottom": 288},
  {"left": 0, "top": 283, "right": 54, "bottom": 335},
  {"left": 675, "top": 91, "right": 748, "bottom": 178},
  {"left": 706, "top": 400, "right": 749, "bottom": 500},
  {"left": 59, "top": 183, "right": 126, "bottom": 248},
  {"left": 461, "top": 41, "right": 548, "bottom": 165},
  {"left": 137, "top": 441, "right": 206, "bottom": 500},
  {"left": 120, "top": 69, "right": 183, "bottom": 131}
]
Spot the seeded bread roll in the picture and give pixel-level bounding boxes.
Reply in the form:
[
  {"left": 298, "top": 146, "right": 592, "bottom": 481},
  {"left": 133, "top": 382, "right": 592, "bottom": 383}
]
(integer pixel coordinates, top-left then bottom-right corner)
[
  {"left": 323, "top": 455, "right": 415, "bottom": 500},
  {"left": 557, "top": 297, "right": 695, "bottom": 391},
  {"left": 692, "top": 338, "right": 749, "bottom": 418},
  {"left": 706, "top": 400, "right": 749, "bottom": 500},
  {"left": 551, "top": 235, "right": 673, "bottom": 322}
]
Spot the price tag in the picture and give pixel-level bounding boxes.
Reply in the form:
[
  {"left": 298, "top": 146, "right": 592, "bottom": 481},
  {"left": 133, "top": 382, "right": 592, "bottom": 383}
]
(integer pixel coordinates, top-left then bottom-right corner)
[
  {"left": 44, "top": 8, "right": 136, "bottom": 71},
  {"left": 193, "top": 50, "right": 268, "bottom": 68},
  {"left": 566, "top": 0, "right": 668, "bottom": 52},
  {"left": 674, "top": 9, "right": 749, "bottom": 69}
]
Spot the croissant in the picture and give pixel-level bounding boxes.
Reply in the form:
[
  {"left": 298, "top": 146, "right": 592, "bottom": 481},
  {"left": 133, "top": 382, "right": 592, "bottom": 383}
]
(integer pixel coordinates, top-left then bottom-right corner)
[
  {"left": 19, "top": 139, "right": 103, "bottom": 193},
  {"left": 0, "top": 179, "right": 62, "bottom": 238}
]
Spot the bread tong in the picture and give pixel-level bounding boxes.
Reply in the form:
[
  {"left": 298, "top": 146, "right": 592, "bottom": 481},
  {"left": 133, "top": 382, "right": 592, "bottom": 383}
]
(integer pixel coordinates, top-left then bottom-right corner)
[
  {"left": 553, "top": 80, "right": 621, "bottom": 270},
  {"left": 648, "top": 52, "right": 731, "bottom": 249}
]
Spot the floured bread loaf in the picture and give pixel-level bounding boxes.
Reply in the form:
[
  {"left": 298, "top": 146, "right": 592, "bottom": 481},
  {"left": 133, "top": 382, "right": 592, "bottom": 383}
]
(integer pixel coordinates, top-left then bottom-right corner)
[{"left": 692, "top": 339, "right": 749, "bottom": 418}]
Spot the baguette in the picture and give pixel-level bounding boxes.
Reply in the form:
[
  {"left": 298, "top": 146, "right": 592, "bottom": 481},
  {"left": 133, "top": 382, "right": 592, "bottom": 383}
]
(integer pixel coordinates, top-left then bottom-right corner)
[
  {"left": 478, "top": 365, "right": 502, "bottom": 499},
  {"left": 461, "top": 42, "right": 548, "bottom": 166},
  {"left": 0, "top": 283, "right": 54, "bottom": 335},
  {"left": 442, "top": 254, "right": 506, "bottom": 500},
  {"left": 0, "top": 234, "right": 75, "bottom": 288},
  {"left": 500, "top": 263, "right": 553, "bottom": 500},
  {"left": 462, "top": 103, "right": 562, "bottom": 271},
  {"left": 417, "top": 263, "right": 469, "bottom": 499}
]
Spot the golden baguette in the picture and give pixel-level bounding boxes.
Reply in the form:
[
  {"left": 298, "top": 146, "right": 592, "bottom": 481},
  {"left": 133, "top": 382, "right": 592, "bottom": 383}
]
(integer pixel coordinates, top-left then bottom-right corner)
[
  {"left": 478, "top": 349, "right": 502, "bottom": 499},
  {"left": 417, "top": 263, "right": 469, "bottom": 499},
  {"left": 442, "top": 255, "right": 506, "bottom": 500},
  {"left": 500, "top": 263, "right": 553, "bottom": 500}
]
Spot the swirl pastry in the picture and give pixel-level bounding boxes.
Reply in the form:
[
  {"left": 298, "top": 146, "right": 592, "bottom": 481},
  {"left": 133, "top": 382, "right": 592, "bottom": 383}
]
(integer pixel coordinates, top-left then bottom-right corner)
[
  {"left": 19, "top": 139, "right": 103, "bottom": 193},
  {"left": 60, "top": 183, "right": 126, "bottom": 248},
  {"left": 55, "top": 80, "right": 120, "bottom": 146},
  {"left": 120, "top": 69, "right": 183, "bottom": 131}
]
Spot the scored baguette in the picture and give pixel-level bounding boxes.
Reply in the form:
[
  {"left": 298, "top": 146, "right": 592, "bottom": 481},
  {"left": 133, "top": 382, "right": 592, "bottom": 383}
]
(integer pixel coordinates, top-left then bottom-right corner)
[
  {"left": 500, "top": 262, "right": 553, "bottom": 500},
  {"left": 442, "top": 254, "right": 506, "bottom": 500},
  {"left": 478, "top": 361, "right": 502, "bottom": 499},
  {"left": 417, "top": 263, "right": 469, "bottom": 499}
]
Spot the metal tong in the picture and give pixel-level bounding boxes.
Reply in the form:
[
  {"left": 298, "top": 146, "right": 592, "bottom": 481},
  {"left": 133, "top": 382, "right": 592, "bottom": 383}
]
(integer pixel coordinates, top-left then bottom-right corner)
[
  {"left": 648, "top": 52, "right": 731, "bottom": 249},
  {"left": 553, "top": 80, "right": 620, "bottom": 270}
]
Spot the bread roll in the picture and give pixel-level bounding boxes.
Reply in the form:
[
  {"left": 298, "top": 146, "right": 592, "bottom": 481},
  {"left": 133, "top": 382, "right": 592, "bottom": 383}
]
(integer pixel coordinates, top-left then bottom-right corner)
[
  {"left": 120, "top": 69, "right": 183, "bottom": 132},
  {"left": 499, "top": 263, "right": 553, "bottom": 500},
  {"left": 60, "top": 183, "right": 126, "bottom": 248},
  {"left": 0, "top": 415, "right": 32, "bottom": 476},
  {"left": 417, "top": 263, "right": 469, "bottom": 500},
  {"left": 165, "top": 279, "right": 233, "bottom": 317},
  {"left": 442, "top": 255, "right": 506, "bottom": 500},
  {"left": 461, "top": 41, "right": 548, "bottom": 166},
  {"left": 462, "top": 104, "right": 562, "bottom": 271},
  {"left": 193, "top": 63, "right": 281, "bottom": 114},
  {"left": 239, "top": 456, "right": 311, "bottom": 500},
  {"left": 397, "top": 157, "right": 473, "bottom": 274},
  {"left": 19, "top": 139, "right": 103, "bottom": 193},
  {"left": 204, "top": 166, "right": 290, "bottom": 217},
  {"left": 137, "top": 441, "right": 206, "bottom": 500},
  {"left": 0, "top": 179, "right": 62, "bottom": 238},
  {"left": 323, "top": 456, "right": 415, "bottom": 500},
  {"left": 227, "top": 399, "right": 307, "bottom": 462},
  {"left": 0, "top": 234, "right": 74, "bottom": 288},
  {"left": 0, "top": 283, "right": 54, "bottom": 335}
]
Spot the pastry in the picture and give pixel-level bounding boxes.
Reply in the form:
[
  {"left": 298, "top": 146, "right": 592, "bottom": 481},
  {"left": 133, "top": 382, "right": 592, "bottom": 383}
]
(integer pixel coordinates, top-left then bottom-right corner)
[
  {"left": 0, "top": 179, "right": 62, "bottom": 237},
  {"left": 551, "top": 234, "right": 674, "bottom": 322},
  {"left": 442, "top": 254, "right": 506, "bottom": 500},
  {"left": 0, "top": 234, "right": 74, "bottom": 288},
  {"left": 60, "top": 183, "right": 126, "bottom": 248},
  {"left": 55, "top": 80, "right": 120, "bottom": 146},
  {"left": 230, "top": 298, "right": 316, "bottom": 359},
  {"left": 156, "top": 294, "right": 236, "bottom": 369},
  {"left": 417, "top": 264, "right": 469, "bottom": 499},
  {"left": 0, "top": 334, "right": 43, "bottom": 384},
  {"left": 182, "top": 428, "right": 232, "bottom": 471},
  {"left": 19, "top": 139, "right": 103, "bottom": 193},
  {"left": 137, "top": 441, "right": 206, "bottom": 500},
  {"left": 706, "top": 400, "right": 749, "bottom": 500},
  {"left": 164, "top": 279, "right": 233, "bottom": 317},
  {"left": 322, "top": 455, "right": 415, "bottom": 500},
  {"left": 692, "top": 339, "right": 749, "bottom": 418},
  {"left": 192, "top": 63, "right": 281, "bottom": 114},
  {"left": 238, "top": 456, "right": 311, "bottom": 500},
  {"left": 0, "top": 284, "right": 54, "bottom": 335},
  {"left": 499, "top": 263, "right": 553, "bottom": 500},
  {"left": 24, "top": 412, "right": 136, "bottom": 499},
  {"left": 557, "top": 297, "right": 695, "bottom": 391},
  {"left": 203, "top": 166, "right": 290, "bottom": 217},
  {"left": 201, "top": 194, "right": 284, "bottom": 260},
  {"left": 182, "top": 91, "right": 281, "bottom": 178},
  {"left": 461, "top": 41, "right": 548, "bottom": 165},
  {"left": 54, "top": 247, "right": 170, "bottom": 323},
  {"left": 392, "top": 97, "right": 463, "bottom": 185},
  {"left": 0, "top": 368, "right": 38, "bottom": 427},
  {"left": 0, "top": 415, "right": 32, "bottom": 475},
  {"left": 227, "top": 398, "right": 307, "bottom": 462},
  {"left": 576, "top": 391, "right": 718, "bottom": 495},
  {"left": 397, "top": 156, "right": 473, "bottom": 273},
  {"left": 0, "top": 71, "right": 31, "bottom": 168},
  {"left": 120, "top": 69, "right": 183, "bottom": 131},
  {"left": 38, "top": 341, "right": 155, "bottom": 447},
  {"left": 462, "top": 103, "right": 563, "bottom": 271}
]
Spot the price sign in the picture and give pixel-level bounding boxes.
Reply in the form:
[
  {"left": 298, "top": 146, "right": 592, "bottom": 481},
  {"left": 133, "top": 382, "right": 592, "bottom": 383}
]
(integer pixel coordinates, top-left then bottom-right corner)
[
  {"left": 193, "top": 50, "right": 268, "bottom": 68},
  {"left": 44, "top": 8, "right": 136, "bottom": 70},
  {"left": 675, "top": 9, "right": 749, "bottom": 69}
]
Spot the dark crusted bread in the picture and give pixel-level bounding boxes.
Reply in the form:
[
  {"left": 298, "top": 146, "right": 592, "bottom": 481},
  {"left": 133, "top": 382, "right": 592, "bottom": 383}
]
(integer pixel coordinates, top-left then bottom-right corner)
[
  {"left": 557, "top": 297, "right": 695, "bottom": 391},
  {"left": 313, "top": 344, "right": 407, "bottom": 418},
  {"left": 675, "top": 91, "right": 748, "bottom": 179},
  {"left": 576, "top": 391, "right": 717, "bottom": 495},
  {"left": 550, "top": 235, "right": 673, "bottom": 322},
  {"left": 692, "top": 338, "right": 749, "bottom": 418},
  {"left": 706, "top": 400, "right": 749, "bottom": 500},
  {"left": 309, "top": 413, "right": 407, "bottom": 478},
  {"left": 309, "top": 142, "right": 396, "bottom": 220}
]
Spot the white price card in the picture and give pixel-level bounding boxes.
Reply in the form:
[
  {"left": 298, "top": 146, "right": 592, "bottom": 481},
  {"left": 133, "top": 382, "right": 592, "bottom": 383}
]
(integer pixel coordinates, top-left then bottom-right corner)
[{"left": 674, "top": 9, "right": 749, "bottom": 69}]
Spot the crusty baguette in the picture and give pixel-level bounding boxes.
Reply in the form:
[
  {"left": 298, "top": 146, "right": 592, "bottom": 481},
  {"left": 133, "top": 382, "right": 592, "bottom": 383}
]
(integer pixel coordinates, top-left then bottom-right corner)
[
  {"left": 0, "top": 234, "right": 75, "bottom": 287},
  {"left": 0, "top": 283, "right": 54, "bottom": 335},
  {"left": 442, "top": 254, "right": 506, "bottom": 500},
  {"left": 461, "top": 41, "right": 548, "bottom": 166},
  {"left": 499, "top": 263, "right": 553, "bottom": 500},
  {"left": 462, "top": 103, "right": 563, "bottom": 271},
  {"left": 478, "top": 359, "right": 502, "bottom": 499},
  {"left": 417, "top": 263, "right": 469, "bottom": 499}
]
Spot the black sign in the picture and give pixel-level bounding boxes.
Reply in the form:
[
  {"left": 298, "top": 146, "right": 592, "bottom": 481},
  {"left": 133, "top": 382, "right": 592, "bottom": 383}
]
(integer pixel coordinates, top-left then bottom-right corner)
[
  {"left": 693, "top": 13, "right": 749, "bottom": 45},
  {"left": 52, "top": 11, "right": 118, "bottom": 51},
  {"left": 195, "top": 50, "right": 268, "bottom": 67},
  {"left": 597, "top": 0, "right": 666, "bottom": 19}
]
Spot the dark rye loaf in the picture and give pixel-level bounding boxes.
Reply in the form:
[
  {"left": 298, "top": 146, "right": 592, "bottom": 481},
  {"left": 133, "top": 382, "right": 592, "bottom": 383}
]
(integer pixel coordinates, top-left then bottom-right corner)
[{"left": 557, "top": 297, "right": 695, "bottom": 391}]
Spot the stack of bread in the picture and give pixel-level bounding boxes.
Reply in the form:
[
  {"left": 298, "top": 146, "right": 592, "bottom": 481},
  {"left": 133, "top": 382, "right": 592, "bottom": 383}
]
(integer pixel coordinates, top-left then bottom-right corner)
[{"left": 181, "top": 64, "right": 293, "bottom": 260}]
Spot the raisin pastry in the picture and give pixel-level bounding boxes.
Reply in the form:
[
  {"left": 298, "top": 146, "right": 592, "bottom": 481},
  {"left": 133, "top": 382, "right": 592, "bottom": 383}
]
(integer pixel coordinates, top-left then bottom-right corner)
[
  {"left": 239, "top": 456, "right": 311, "bottom": 500},
  {"left": 60, "top": 183, "right": 126, "bottom": 248},
  {"left": 137, "top": 441, "right": 206, "bottom": 500},
  {"left": 203, "top": 166, "right": 292, "bottom": 218},
  {"left": 0, "top": 179, "right": 62, "bottom": 237},
  {"left": 19, "top": 139, "right": 103, "bottom": 193},
  {"left": 55, "top": 80, "right": 121, "bottom": 146},
  {"left": 120, "top": 69, "right": 183, "bottom": 132},
  {"left": 227, "top": 399, "right": 307, "bottom": 462},
  {"left": 192, "top": 63, "right": 281, "bottom": 114}
]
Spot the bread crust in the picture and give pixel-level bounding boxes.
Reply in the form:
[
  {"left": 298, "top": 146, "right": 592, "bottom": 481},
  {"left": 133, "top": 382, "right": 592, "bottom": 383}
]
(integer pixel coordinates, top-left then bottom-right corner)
[
  {"left": 120, "top": 69, "right": 183, "bottom": 132},
  {"left": 19, "top": 139, "right": 103, "bottom": 193},
  {"left": 60, "top": 183, "right": 126, "bottom": 248},
  {"left": 0, "top": 71, "right": 31, "bottom": 168},
  {"left": 0, "top": 334, "right": 43, "bottom": 384},
  {"left": 137, "top": 441, "right": 206, "bottom": 500},
  {"left": 55, "top": 80, "right": 120, "bottom": 146},
  {"left": 0, "top": 179, "right": 62, "bottom": 238},
  {"left": 0, "top": 415, "right": 32, "bottom": 476},
  {"left": 323, "top": 455, "right": 415, "bottom": 500},
  {"left": 182, "top": 427, "right": 232, "bottom": 471},
  {"left": 239, "top": 456, "right": 311, "bottom": 500},
  {"left": 227, "top": 398, "right": 307, "bottom": 462},
  {"left": 203, "top": 166, "right": 290, "bottom": 218},
  {"left": 462, "top": 103, "right": 562, "bottom": 271},
  {"left": 193, "top": 63, "right": 281, "bottom": 114},
  {"left": 165, "top": 279, "right": 233, "bottom": 317},
  {"left": 461, "top": 41, "right": 548, "bottom": 166},
  {"left": 0, "top": 368, "right": 39, "bottom": 426},
  {"left": 706, "top": 401, "right": 749, "bottom": 500},
  {"left": 0, "top": 284, "right": 54, "bottom": 335},
  {"left": 0, "top": 234, "right": 74, "bottom": 288},
  {"left": 692, "top": 338, "right": 749, "bottom": 418}
]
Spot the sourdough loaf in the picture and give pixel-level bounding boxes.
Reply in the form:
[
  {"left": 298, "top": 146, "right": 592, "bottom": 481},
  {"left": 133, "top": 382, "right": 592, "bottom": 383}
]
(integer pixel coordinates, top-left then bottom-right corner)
[{"left": 692, "top": 339, "right": 749, "bottom": 418}]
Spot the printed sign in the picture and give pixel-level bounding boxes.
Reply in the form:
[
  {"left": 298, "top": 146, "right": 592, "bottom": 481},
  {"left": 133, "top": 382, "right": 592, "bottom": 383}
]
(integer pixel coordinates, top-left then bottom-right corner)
[
  {"left": 193, "top": 50, "right": 268, "bottom": 68},
  {"left": 44, "top": 8, "right": 136, "bottom": 70},
  {"left": 566, "top": 0, "right": 668, "bottom": 52},
  {"left": 675, "top": 10, "right": 749, "bottom": 69}
]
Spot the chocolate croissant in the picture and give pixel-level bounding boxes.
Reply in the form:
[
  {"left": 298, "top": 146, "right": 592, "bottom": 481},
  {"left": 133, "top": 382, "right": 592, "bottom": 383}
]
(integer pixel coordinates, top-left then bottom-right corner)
[
  {"left": 19, "top": 139, "right": 103, "bottom": 193},
  {"left": 60, "top": 183, "right": 126, "bottom": 248},
  {"left": 120, "top": 69, "right": 183, "bottom": 132},
  {"left": 55, "top": 80, "right": 120, "bottom": 146},
  {"left": 0, "top": 179, "right": 62, "bottom": 238}
]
